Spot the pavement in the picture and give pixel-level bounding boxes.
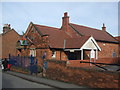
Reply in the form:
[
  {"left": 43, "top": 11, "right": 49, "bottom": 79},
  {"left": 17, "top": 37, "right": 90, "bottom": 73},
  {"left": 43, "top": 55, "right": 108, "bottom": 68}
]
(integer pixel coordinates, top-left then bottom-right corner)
[
  {"left": 5, "top": 71, "right": 90, "bottom": 89},
  {"left": 2, "top": 72, "right": 55, "bottom": 88},
  {"left": 93, "top": 65, "right": 120, "bottom": 72}
]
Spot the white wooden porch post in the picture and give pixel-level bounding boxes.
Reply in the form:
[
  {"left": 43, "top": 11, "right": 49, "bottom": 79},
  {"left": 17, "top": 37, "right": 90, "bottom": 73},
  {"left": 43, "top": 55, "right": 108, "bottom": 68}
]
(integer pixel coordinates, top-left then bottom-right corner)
[
  {"left": 90, "top": 50, "right": 92, "bottom": 66},
  {"left": 81, "top": 49, "right": 83, "bottom": 60},
  {"left": 96, "top": 49, "right": 98, "bottom": 59}
]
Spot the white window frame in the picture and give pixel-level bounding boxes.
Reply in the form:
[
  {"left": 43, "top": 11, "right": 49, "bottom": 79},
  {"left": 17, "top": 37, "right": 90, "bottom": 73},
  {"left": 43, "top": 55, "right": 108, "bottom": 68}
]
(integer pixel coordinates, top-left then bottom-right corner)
[
  {"left": 52, "top": 51, "right": 56, "bottom": 59},
  {"left": 30, "top": 49, "right": 36, "bottom": 57}
]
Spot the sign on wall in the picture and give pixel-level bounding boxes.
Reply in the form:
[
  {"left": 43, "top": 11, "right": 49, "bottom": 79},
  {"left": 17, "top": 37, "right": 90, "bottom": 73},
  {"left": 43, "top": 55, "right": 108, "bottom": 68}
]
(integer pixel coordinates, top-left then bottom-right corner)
[{"left": 90, "top": 49, "right": 95, "bottom": 58}]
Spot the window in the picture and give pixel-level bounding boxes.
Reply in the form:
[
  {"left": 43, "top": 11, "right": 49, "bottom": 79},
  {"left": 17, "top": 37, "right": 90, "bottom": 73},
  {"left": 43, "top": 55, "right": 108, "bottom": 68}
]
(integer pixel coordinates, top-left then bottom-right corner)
[
  {"left": 52, "top": 51, "right": 56, "bottom": 58},
  {"left": 112, "top": 50, "right": 116, "bottom": 57},
  {"left": 30, "top": 49, "right": 36, "bottom": 57},
  {"left": 42, "top": 51, "right": 47, "bottom": 59}
]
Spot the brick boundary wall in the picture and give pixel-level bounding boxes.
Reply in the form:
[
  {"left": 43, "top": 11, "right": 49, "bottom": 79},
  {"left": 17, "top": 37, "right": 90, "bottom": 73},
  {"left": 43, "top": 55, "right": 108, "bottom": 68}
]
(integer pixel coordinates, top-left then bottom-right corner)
[
  {"left": 96, "top": 57, "right": 120, "bottom": 64},
  {"left": 46, "top": 59, "right": 119, "bottom": 88},
  {"left": 67, "top": 57, "right": 120, "bottom": 68},
  {"left": 10, "top": 67, "right": 29, "bottom": 74}
]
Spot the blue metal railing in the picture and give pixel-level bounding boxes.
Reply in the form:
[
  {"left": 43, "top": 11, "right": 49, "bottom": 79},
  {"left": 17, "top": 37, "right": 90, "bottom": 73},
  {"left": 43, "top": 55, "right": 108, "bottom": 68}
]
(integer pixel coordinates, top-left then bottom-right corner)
[{"left": 9, "top": 55, "right": 38, "bottom": 74}]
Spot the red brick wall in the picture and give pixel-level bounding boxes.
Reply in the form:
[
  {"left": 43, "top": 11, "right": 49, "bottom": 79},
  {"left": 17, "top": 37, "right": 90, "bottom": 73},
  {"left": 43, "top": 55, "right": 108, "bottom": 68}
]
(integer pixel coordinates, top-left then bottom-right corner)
[
  {"left": 36, "top": 49, "right": 69, "bottom": 66},
  {"left": 96, "top": 57, "right": 120, "bottom": 64},
  {"left": 46, "top": 60, "right": 119, "bottom": 88},
  {"left": 67, "top": 60, "right": 90, "bottom": 67},
  {"left": 66, "top": 58, "right": 120, "bottom": 68},
  {"left": 36, "top": 49, "right": 52, "bottom": 66},
  {"left": 59, "top": 51, "right": 68, "bottom": 61},
  {"left": 97, "top": 42, "right": 119, "bottom": 59},
  {"left": 55, "top": 51, "right": 61, "bottom": 60}
]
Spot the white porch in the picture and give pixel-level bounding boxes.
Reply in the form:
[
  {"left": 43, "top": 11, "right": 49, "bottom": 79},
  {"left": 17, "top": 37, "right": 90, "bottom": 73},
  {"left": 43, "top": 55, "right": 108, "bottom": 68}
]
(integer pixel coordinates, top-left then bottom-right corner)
[{"left": 64, "top": 36, "right": 101, "bottom": 60}]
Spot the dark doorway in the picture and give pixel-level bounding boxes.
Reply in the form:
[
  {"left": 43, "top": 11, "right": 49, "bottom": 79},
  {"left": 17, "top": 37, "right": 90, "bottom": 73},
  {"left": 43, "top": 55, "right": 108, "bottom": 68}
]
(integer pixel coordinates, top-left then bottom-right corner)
[
  {"left": 83, "top": 50, "right": 90, "bottom": 60},
  {"left": 68, "top": 52, "right": 77, "bottom": 60},
  {"left": 66, "top": 51, "right": 81, "bottom": 60}
]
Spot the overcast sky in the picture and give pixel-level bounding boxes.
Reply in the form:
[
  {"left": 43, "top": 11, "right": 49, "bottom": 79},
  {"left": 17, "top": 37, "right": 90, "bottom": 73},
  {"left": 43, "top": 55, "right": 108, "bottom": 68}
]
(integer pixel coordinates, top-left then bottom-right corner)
[{"left": 0, "top": 2, "right": 118, "bottom": 36}]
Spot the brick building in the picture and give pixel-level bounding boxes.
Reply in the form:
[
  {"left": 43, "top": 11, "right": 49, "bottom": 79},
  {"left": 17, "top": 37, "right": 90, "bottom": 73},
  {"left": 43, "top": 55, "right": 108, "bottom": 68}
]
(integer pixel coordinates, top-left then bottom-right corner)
[
  {"left": 16, "top": 12, "right": 119, "bottom": 66},
  {"left": 115, "top": 36, "right": 120, "bottom": 42},
  {"left": 114, "top": 36, "right": 120, "bottom": 57},
  {"left": 0, "top": 24, "right": 21, "bottom": 59}
]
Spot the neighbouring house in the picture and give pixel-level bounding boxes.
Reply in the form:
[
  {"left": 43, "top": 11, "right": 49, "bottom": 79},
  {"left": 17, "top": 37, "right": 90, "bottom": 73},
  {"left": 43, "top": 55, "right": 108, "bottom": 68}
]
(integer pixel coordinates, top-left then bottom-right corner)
[
  {"left": 16, "top": 12, "right": 119, "bottom": 66},
  {"left": 115, "top": 36, "right": 120, "bottom": 42},
  {"left": 0, "top": 24, "right": 21, "bottom": 59},
  {"left": 114, "top": 36, "right": 120, "bottom": 57}
]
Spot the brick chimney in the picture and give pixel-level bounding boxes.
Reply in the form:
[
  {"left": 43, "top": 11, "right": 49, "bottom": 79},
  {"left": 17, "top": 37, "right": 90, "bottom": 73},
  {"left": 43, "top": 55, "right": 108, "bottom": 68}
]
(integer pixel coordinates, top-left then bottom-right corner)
[
  {"left": 102, "top": 23, "right": 106, "bottom": 31},
  {"left": 62, "top": 12, "right": 69, "bottom": 31},
  {"left": 3, "top": 24, "right": 11, "bottom": 33}
]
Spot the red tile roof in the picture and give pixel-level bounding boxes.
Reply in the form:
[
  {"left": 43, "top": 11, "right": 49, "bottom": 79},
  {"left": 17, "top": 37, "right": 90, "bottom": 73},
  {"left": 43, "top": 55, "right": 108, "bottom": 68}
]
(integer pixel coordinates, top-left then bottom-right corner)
[
  {"left": 34, "top": 24, "right": 70, "bottom": 48},
  {"left": 33, "top": 22, "right": 118, "bottom": 49},
  {"left": 114, "top": 36, "right": 120, "bottom": 41},
  {"left": 35, "top": 24, "right": 59, "bottom": 35},
  {"left": 65, "top": 36, "right": 90, "bottom": 49},
  {"left": 69, "top": 23, "right": 118, "bottom": 43},
  {"left": 34, "top": 24, "right": 90, "bottom": 49}
]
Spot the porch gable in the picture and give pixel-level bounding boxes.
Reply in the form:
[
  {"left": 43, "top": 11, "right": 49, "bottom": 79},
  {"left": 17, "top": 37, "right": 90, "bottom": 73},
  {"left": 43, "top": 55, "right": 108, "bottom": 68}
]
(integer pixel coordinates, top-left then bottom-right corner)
[{"left": 80, "top": 36, "right": 101, "bottom": 51}]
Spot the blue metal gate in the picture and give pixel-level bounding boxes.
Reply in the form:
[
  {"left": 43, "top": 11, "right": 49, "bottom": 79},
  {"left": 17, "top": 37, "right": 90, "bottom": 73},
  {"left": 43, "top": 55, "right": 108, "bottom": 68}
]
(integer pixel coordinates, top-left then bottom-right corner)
[{"left": 9, "top": 55, "right": 38, "bottom": 74}]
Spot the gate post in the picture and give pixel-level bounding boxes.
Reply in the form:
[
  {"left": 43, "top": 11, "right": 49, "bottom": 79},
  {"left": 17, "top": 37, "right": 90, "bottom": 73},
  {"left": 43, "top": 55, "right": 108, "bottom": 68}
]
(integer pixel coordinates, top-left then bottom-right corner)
[
  {"left": 35, "top": 58, "right": 38, "bottom": 75},
  {"left": 9, "top": 54, "right": 11, "bottom": 59},
  {"left": 17, "top": 54, "right": 20, "bottom": 67},
  {"left": 29, "top": 55, "right": 34, "bottom": 75}
]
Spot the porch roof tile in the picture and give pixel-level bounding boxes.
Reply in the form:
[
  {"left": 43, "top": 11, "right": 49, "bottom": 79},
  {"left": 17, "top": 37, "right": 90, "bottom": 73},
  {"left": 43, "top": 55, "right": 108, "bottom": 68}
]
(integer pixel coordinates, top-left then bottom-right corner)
[{"left": 65, "top": 36, "right": 90, "bottom": 49}]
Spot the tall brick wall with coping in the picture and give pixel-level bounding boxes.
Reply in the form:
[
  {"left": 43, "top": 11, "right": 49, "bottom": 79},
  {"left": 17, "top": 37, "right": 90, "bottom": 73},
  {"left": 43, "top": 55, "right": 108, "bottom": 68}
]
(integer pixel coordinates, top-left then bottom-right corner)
[
  {"left": 46, "top": 59, "right": 119, "bottom": 88},
  {"left": 67, "top": 60, "right": 90, "bottom": 67},
  {"left": 96, "top": 57, "right": 120, "bottom": 64},
  {"left": 65, "top": 58, "right": 120, "bottom": 68}
]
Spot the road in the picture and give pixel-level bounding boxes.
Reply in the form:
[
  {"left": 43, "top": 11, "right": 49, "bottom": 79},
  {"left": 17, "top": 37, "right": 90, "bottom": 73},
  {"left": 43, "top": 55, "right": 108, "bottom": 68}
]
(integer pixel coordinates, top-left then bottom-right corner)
[{"left": 2, "top": 72, "right": 57, "bottom": 89}]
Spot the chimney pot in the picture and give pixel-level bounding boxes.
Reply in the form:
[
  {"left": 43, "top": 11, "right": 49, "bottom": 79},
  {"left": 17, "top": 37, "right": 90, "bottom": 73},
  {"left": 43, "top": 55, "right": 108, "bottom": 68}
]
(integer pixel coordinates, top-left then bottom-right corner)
[
  {"left": 64, "top": 12, "right": 68, "bottom": 17},
  {"left": 3, "top": 24, "right": 11, "bottom": 33},
  {"left": 8, "top": 24, "right": 10, "bottom": 27},
  {"left": 103, "top": 23, "right": 105, "bottom": 27},
  {"left": 102, "top": 23, "right": 106, "bottom": 31}
]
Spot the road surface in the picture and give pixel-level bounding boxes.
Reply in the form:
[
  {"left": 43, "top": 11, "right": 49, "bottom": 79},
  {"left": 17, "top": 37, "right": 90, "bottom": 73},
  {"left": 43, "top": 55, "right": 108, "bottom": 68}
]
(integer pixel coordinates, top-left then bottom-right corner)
[{"left": 2, "top": 72, "right": 57, "bottom": 89}]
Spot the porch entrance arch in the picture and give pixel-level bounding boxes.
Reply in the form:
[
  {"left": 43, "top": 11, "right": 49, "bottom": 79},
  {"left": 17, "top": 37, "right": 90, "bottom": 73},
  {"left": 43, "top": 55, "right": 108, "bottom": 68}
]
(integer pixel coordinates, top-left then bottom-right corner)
[{"left": 64, "top": 36, "right": 101, "bottom": 60}]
